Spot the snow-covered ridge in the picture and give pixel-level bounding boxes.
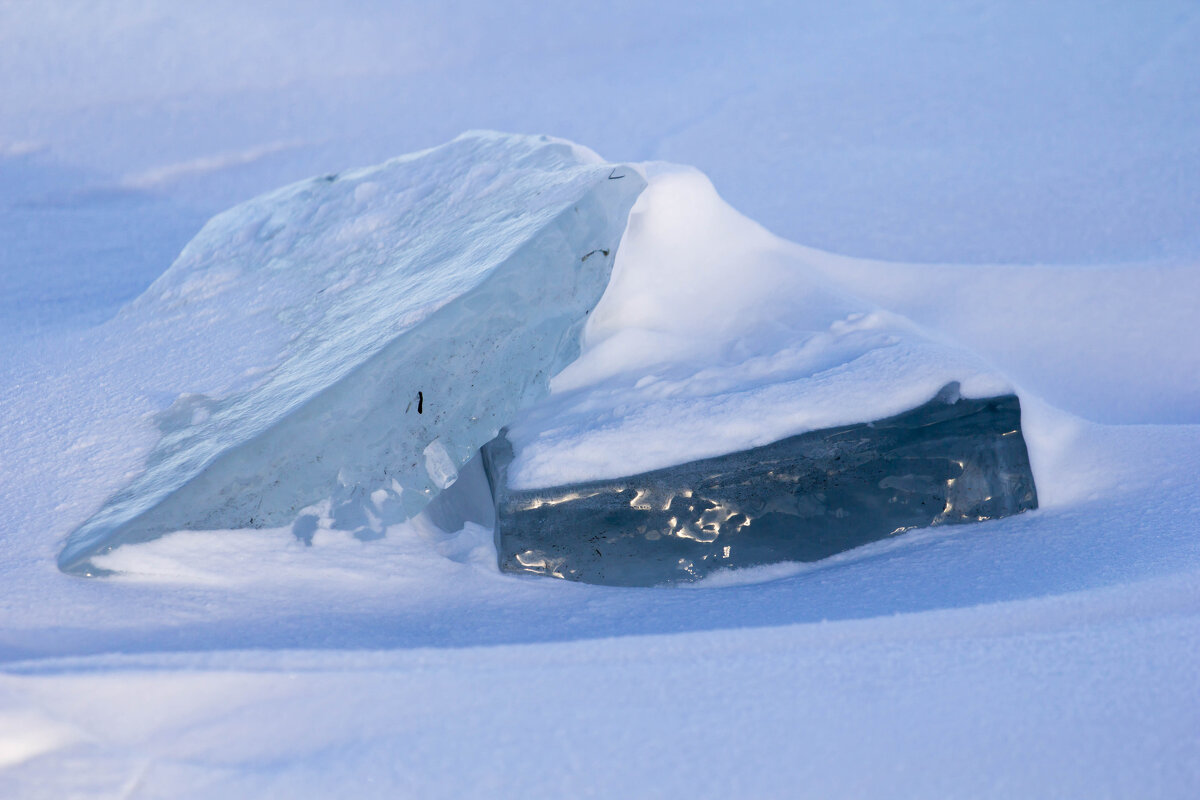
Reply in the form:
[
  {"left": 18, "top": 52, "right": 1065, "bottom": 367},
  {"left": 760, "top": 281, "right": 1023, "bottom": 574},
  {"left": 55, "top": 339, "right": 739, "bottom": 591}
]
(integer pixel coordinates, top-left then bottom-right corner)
[
  {"left": 505, "top": 164, "right": 1013, "bottom": 489},
  {"left": 59, "top": 132, "right": 645, "bottom": 573}
]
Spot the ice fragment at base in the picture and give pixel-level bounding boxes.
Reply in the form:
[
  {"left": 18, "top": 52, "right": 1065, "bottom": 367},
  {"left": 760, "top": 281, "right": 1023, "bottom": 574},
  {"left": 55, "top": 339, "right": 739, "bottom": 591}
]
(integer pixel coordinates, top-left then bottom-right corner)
[
  {"left": 59, "top": 132, "right": 645, "bottom": 573},
  {"left": 482, "top": 387, "right": 1038, "bottom": 586}
]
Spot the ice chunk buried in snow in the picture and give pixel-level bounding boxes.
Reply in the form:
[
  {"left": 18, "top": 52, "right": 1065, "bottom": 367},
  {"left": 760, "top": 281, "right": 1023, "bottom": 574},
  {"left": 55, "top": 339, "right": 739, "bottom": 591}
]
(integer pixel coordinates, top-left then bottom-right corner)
[
  {"left": 482, "top": 165, "right": 1036, "bottom": 584},
  {"left": 59, "top": 132, "right": 646, "bottom": 573}
]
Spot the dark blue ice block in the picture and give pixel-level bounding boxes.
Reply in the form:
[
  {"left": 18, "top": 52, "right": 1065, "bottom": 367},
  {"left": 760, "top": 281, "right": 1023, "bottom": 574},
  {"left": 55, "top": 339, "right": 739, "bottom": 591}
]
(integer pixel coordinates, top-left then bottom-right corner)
[{"left": 481, "top": 386, "right": 1038, "bottom": 586}]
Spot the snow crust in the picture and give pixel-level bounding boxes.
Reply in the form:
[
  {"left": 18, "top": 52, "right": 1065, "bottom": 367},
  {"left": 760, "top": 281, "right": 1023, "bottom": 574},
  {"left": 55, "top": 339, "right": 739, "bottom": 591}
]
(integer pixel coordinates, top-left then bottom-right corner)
[
  {"left": 506, "top": 165, "right": 1011, "bottom": 489},
  {"left": 59, "top": 132, "right": 644, "bottom": 571}
]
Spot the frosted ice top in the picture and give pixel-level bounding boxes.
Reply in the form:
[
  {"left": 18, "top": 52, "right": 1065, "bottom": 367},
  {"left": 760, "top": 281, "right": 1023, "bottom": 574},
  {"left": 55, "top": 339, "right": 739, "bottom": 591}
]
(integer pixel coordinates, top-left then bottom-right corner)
[
  {"left": 59, "top": 132, "right": 645, "bottom": 572},
  {"left": 503, "top": 165, "right": 1013, "bottom": 490}
]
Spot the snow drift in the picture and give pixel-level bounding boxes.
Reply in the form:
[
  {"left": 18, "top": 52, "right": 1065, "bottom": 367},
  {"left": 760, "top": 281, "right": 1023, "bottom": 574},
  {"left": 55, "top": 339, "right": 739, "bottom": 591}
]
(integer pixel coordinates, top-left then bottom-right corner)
[{"left": 500, "top": 165, "right": 1015, "bottom": 489}]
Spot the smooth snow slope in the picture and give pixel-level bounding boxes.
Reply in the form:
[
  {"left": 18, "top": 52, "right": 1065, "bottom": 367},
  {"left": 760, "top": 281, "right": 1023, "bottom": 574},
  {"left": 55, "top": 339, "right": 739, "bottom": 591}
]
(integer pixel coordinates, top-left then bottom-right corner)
[{"left": 2, "top": 2, "right": 1199, "bottom": 798}]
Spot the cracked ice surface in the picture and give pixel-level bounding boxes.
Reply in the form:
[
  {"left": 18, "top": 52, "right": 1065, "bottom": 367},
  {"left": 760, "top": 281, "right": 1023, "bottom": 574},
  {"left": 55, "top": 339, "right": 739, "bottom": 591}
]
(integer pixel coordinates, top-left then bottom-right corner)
[{"left": 58, "top": 132, "right": 645, "bottom": 572}]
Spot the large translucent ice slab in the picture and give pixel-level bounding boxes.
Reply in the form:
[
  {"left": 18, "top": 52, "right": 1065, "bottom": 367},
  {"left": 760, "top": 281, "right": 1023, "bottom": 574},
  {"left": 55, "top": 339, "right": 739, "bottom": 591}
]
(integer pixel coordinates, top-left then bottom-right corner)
[
  {"left": 59, "top": 133, "right": 645, "bottom": 573},
  {"left": 483, "top": 387, "right": 1038, "bottom": 586}
]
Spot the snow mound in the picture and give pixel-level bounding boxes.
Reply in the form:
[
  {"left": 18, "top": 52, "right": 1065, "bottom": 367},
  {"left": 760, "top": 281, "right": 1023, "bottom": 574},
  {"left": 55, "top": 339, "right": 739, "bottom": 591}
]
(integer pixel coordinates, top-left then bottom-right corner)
[
  {"left": 59, "top": 132, "right": 645, "bottom": 573},
  {"left": 503, "top": 165, "right": 1013, "bottom": 490}
]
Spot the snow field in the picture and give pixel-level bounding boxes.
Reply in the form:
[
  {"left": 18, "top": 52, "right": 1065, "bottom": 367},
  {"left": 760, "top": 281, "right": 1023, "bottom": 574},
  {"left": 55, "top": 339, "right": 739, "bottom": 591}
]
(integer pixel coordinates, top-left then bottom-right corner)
[{"left": 2, "top": 1, "right": 1199, "bottom": 796}]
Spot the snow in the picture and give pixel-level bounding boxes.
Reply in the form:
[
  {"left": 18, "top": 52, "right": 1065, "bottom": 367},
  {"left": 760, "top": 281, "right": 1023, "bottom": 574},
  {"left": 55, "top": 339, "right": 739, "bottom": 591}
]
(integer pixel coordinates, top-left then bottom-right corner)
[
  {"left": 2, "top": 2, "right": 1199, "bottom": 797},
  {"left": 3, "top": 572, "right": 1198, "bottom": 798},
  {"left": 506, "top": 164, "right": 1012, "bottom": 489}
]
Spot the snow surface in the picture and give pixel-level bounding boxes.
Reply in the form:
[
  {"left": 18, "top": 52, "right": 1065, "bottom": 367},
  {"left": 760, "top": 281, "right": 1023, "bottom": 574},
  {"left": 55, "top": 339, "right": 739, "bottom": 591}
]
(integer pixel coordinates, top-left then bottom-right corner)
[
  {"left": 506, "top": 163, "right": 1011, "bottom": 489},
  {"left": 2, "top": 2, "right": 1199, "bottom": 797}
]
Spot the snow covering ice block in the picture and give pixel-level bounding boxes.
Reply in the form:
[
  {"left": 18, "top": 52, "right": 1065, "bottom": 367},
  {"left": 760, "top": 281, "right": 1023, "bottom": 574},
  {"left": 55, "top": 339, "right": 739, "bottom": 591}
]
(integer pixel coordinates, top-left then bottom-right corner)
[
  {"left": 482, "top": 387, "right": 1038, "bottom": 586},
  {"left": 59, "top": 132, "right": 645, "bottom": 573},
  {"left": 475, "top": 164, "right": 1040, "bottom": 586}
]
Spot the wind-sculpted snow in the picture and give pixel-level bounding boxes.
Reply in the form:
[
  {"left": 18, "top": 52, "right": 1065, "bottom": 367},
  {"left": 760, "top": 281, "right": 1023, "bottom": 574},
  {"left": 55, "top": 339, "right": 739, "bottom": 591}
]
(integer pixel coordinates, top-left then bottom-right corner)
[
  {"left": 501, "top": 166, "right": 1015, "bottom": 492},
  {"left": 58, "top": 132, "right": 645, "bottom": 573}
]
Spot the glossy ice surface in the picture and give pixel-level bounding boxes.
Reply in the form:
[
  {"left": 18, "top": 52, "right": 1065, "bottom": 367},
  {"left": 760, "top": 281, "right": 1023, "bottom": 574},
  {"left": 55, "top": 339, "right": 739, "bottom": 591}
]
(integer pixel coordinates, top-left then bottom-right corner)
[
  {"left": 483, "top": 386, "right": 1038, "bottom": 586},
  {"left": 58, "top": 133, "right": 645, "bottom": 573}
]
